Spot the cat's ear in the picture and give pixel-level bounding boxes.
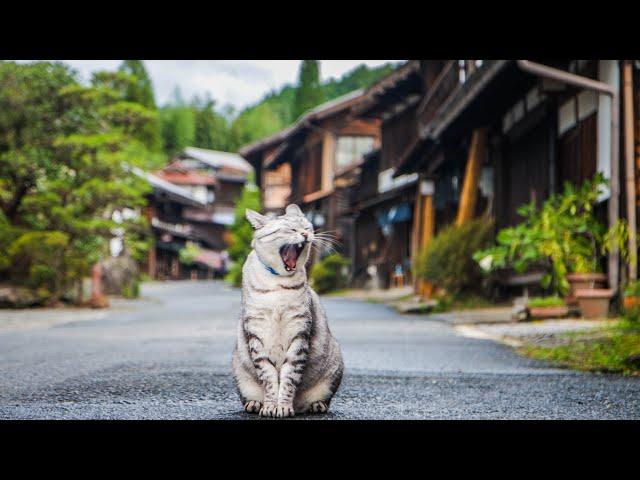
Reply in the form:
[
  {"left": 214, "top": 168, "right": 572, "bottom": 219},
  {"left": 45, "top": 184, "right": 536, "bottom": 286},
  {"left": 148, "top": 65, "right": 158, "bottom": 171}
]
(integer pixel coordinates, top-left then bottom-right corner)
[
  {"left": 285, "top": 204, "right": 303, "bottom": 217},
  {"left": 246, "top": 209, "right": 267, "bottom": 229}
]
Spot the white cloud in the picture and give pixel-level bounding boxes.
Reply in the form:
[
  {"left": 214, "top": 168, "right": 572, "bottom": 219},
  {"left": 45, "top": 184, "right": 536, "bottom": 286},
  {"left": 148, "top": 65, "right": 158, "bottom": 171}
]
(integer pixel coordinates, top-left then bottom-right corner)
[{"left": 35, "top": 60, "right": 400, "bottom": 111}]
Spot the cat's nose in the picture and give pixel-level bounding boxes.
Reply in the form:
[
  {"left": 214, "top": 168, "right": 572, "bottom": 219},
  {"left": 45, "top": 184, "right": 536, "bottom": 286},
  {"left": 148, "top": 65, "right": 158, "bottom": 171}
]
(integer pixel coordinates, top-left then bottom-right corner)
[{"left": 301, "top": 232, "right": 308, "bottom": 240}]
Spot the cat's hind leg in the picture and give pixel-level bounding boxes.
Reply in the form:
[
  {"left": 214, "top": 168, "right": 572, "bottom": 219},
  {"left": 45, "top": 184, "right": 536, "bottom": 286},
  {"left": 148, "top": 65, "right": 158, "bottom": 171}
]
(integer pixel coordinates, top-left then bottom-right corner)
[
  {"left": 232, "top": 350, "right": 264, "bottom": 414},
  {"left": 294, "top": 364, "right": 343, "bottom": 414}
]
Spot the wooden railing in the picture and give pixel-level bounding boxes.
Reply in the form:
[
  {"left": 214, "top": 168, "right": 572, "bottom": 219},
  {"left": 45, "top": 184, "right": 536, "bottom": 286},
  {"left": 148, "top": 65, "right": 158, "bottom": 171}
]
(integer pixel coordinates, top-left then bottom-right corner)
[
  {"left": 418, "top": 60, "right": 492, "bottom": 129},
  {"left": 418, "top": 60, "right": 460, "bottom": 127}
]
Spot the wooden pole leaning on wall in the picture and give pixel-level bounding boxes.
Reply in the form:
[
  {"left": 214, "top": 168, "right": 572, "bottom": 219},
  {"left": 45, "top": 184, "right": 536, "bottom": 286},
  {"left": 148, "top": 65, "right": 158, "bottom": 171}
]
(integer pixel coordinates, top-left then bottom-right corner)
[
  {"left": 623, "top": 61, "right": 637, "bottom": 281},
  {"left": 456, "top": 128, "right": 487, "bottom": 226}
]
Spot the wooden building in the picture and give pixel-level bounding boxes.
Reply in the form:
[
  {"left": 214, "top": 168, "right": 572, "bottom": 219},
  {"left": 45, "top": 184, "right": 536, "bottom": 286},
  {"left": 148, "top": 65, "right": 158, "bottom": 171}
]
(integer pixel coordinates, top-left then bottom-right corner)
[
  {"left": 239, "top": 129, "right": 292, "bottom": 213},
  {"left": 137, "top": 147, "right": 252, "bottom": 280},
  {"left": 391, "top": 60, "right": 639, "bottom": 292},
  {"left": 348, "top": 61, "right": 425, "bottom": 288},
  {"left": 135, "top": 169, "right": 213, "bottom": 280},
  {"left": 243, "top": 91, "right": 381, "bottom": 267}
]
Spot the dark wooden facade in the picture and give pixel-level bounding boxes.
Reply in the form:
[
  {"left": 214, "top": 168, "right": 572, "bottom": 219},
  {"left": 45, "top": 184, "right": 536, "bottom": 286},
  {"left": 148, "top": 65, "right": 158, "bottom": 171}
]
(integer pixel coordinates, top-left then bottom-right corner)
[
  {"left": 260, "top": 91, "right": 381, "bottom": 270},
  {"left": 144, "top": 148, "right": 251, "bottom": 280}
]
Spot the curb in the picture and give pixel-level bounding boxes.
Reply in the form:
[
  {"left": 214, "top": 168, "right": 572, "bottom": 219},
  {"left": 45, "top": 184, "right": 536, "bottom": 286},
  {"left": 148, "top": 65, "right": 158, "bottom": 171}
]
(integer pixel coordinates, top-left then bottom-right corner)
[{"left": 454, "top": 324, "right": 523, "bottom": 347}]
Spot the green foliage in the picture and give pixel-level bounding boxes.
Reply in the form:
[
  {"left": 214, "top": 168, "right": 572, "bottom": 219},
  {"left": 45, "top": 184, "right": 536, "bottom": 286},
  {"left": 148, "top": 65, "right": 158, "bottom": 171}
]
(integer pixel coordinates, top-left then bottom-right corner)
[
  {"left": 519, "top": 321, "right": 640, "bottom": 375},
  {"left": 156, "top": 61, "right": 398, "bottom": 156},
  {"left": 224, "top": 175, "right": 262, "bottom": 287},
  {"left": 527, "top": 296, "right": 565, "bottom": 308},
  {"left": 159, "top": 103, "right": 195, "bottom": 155},
  {"left": 0, "top": 60, "right": 154, "bottom": 304},
  {"left": 293, "top": 60, "right": 324, "bottom": 120},
  {"left": 415, "top": 219, "right": 495, "bottom": 296},
  {"left": 179, "top": 244, "right": 201, "bottom": 265},
  {"left": 119, "top": 60, "right": 156, "bottom": 109},
  {"left": 474, "top": 174, "right": 627, "bottom": 296},
  {"left": 121, "top": 278, "right": 140, "bottom": 299},
  {"left": 310, "top": 254, "right": 350, "bottom": 294},
  {"left": 624, "top": 280, "right": 640, "bottom": 297}
]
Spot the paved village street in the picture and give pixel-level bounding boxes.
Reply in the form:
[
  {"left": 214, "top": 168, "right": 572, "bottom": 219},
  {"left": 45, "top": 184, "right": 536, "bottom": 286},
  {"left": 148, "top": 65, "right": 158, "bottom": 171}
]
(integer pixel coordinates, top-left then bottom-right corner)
[{"left": 1, "top": 281, "right": 639, "bottom": 420}]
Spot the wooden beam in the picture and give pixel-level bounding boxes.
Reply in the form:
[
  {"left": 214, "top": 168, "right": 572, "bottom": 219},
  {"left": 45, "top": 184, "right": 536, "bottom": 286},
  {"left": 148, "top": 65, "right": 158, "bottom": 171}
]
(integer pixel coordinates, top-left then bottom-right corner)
[
  {"left": 456, "top": 128, "right": 487, "bottom": 226},
  {"left": 412, "top": 179, "right": 437, "bottom": 298},
  {"left": 623, "top": 61, "right": 637, "bottom": 281},
  {"left": 411, "top": 187, "right": 423, "bottom": 292}
]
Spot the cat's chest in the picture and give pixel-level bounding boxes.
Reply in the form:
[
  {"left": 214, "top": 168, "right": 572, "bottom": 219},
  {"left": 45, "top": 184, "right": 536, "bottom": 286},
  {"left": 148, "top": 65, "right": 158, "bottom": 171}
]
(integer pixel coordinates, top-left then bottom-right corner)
[{"left": 253, "top": 307, "right": 309, "bottom": 365}]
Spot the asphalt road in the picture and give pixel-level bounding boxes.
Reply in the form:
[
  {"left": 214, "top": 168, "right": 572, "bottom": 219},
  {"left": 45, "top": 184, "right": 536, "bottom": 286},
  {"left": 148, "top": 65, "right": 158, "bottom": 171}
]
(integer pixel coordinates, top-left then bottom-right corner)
[{"left": 1, "top": 280, "right": 639, "bottom": 419}]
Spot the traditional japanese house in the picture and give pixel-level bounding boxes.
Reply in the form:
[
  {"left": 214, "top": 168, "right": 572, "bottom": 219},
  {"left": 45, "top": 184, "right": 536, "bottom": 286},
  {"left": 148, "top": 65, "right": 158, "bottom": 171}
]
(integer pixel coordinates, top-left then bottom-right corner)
[
  {"left": 134, "top": 168, "right": 213, "bottom": 280},
  {"left": 136, "top": 147, "right": 252, "bottom": 280},
  {"left": 239, "top": 129, "right": 292, "bottom": 213},
  {"left": 348, "top": 61, "right": 425, "bottom": 288},
  {"left": 393, "top": 60, "right": 638, "bottom": 292},
  {"left": 260, "top": 90, "right": 381, "bottom": 267}
]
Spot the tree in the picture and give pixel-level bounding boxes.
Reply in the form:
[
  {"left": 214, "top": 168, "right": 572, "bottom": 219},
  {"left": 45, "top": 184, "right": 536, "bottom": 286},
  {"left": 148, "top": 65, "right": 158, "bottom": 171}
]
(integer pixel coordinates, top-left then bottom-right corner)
[
  {"left": 119, "top": 60, "right": 156, "bottom": 109},
  {"left": 225, "top": 174, "right": 262, "bottom": 287},
  {"left": 118, "top": 60, "right": 162, "bottom": 152},
  {"left": 193, "top": 95, "right": 231, "bottom": 151},
  {"left": 159, "top": 105, "right": 195, "bottom": 155},
  {"left": 293, "top": 60, "right": 324, "bottom": 120},
  {"left": 0, "top": 61, "right": 154, "bottom": 304}
]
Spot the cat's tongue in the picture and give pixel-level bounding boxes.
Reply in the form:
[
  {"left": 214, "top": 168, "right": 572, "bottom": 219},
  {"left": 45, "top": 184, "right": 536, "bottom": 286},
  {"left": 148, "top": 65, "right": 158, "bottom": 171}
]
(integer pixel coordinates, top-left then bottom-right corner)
[{"left": 280, "top": 243, "right": 303, "bottom": 271}]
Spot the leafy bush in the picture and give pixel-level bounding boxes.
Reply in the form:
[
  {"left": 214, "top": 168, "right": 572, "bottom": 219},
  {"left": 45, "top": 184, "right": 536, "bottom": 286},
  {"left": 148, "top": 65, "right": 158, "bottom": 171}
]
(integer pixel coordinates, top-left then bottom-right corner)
[
  {"left": 624, "top": 280, "right": 640, "bottom": 297},
  {"left": 414, "top": 218, "right": 494, "bottom": 296},
  {"left": 121, "top": 279, "right": 140, "bottom": 299},
  {"left": 527, "top": 296, "right": 565, "bottom": 308},
  {"left": 179, "top": 244, "right": 200, "bottom": 265},
  {"left": 311, "top": 254, "right": 350, "bottom": 294},
  {"left": 7, "top": 231, "right": 70, "bottom": 295},
  {"left": 474, "top": 174, "right": 628, "bottom": 296}
]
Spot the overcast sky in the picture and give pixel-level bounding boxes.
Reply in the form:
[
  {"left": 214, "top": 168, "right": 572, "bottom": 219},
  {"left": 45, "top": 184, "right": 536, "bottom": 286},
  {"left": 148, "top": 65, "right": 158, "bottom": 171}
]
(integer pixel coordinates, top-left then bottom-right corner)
[{"left": 45, "top": 60, "right": 399, "bottom": 111}]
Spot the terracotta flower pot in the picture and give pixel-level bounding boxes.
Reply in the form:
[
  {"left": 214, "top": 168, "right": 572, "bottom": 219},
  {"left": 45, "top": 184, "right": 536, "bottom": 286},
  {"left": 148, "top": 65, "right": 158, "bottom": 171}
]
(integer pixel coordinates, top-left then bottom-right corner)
[
  {"left": 528, "top": 305, "right": 569, "bottom": 319},
  {"left": 574, "top": 288, "right": 613, "bottom": 319},
  {"left": 623, "top": 295, "right": 640, "bottom": 311},
  {"left": 566, "top": 273, "right": 607, "bottom": 297}
]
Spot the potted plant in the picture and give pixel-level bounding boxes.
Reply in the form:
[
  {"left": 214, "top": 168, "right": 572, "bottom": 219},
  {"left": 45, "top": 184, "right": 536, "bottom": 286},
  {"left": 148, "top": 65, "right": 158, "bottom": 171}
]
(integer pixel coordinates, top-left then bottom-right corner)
[
  {"left": 475, "top": 173, "right": 628, "bottom": 320},
  {"left": 526, "top": 296, "right": 569, "bottom": 319}
]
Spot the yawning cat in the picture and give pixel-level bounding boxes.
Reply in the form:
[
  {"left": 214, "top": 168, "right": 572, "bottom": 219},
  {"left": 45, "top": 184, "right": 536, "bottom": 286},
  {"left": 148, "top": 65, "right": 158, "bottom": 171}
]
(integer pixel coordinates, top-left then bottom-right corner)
[{"left": 231, "top": 204, "right": 344, "bottom": 417}]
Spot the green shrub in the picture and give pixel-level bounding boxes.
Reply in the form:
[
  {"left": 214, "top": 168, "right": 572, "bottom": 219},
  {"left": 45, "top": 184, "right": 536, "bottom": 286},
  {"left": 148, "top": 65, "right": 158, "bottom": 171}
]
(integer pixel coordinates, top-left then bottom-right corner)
[
  {"left": 473, "top": 173, "right": 629, "bottom": 296},
  {"left": 527, "top": 296, "right": 565, "bottom": 308},
  {"left": 179, "top": 244, "right": 200, "bottom": 265},
  {"left": 7, "top": 231, "right": 70, "bottom": 295},
  {"left": 121, "top": 279, "right": 140, "bottom": 299},
  {"left": 311, "top": 254, "right": 350, "bottom": 294},
  {"left": 415, "top": 218, "right": 494, "bottom": 296},
  {"left": 624, "top": 280, "right": 640, "bottom": 297}
]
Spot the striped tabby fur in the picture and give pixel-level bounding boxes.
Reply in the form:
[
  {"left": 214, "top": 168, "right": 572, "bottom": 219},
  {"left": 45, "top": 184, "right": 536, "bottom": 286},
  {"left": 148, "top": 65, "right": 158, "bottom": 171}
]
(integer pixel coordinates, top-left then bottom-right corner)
[{"left": 231, "top": 204, "right": 344, "bottom": 417}]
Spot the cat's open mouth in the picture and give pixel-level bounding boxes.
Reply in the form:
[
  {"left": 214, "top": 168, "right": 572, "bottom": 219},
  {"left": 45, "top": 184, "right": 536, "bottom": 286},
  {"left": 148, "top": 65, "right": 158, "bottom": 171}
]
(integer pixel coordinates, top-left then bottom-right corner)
[{"left": 279, "top": 242, "right": 305, "bottom": 272}]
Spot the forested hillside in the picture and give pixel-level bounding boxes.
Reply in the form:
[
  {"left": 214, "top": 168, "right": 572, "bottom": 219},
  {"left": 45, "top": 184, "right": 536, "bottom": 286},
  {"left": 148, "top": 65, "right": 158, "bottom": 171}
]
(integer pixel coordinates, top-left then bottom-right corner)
[{"left": 158, "top": 61, "right": 399, "bottom": 156}]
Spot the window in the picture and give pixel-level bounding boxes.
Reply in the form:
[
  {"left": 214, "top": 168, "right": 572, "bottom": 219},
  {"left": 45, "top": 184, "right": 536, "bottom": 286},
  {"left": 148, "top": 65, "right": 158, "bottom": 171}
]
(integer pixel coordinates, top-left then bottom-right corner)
[{"left": 335, "top": 136, "right": 375, "bottom": 169}]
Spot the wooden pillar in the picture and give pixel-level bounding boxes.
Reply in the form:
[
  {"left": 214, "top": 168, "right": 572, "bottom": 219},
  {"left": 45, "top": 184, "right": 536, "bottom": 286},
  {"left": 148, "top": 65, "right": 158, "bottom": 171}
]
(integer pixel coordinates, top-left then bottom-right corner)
[
  {"left": 411, "top": 189, "right": 423, "bottom": 291},
  {"left": 144, "top": 204, "right": 156, "bottom": 279},
  {"left": 623, "top": 61, "right": 637, "bottom": 281},
  {"left": 413, "top": 178, "right": 436, "bottom": 298},
  {"left": 456, "top": 128, "right": 487, "bottom": 226}
]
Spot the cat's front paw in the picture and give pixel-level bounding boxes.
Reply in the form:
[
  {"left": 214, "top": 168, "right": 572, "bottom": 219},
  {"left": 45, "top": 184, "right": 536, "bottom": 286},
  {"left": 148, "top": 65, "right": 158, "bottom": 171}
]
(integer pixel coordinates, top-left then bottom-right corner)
[
  {"left": 275, "top": 404, "right": 295, "bottom": 418},
  {"left": 307, "top": 401, "right": 328, "bottom": 414},
  {"left": 259, "top": 402, "right": 277, "bottom": 417},
  {"left": 244, "top": 400, "right": 262, "bottom": 414}
]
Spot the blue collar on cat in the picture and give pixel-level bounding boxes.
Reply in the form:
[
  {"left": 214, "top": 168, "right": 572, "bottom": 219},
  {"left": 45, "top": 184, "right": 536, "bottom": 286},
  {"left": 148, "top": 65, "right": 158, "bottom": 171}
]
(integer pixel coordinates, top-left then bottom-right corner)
[{"left": 258, "top": 256, "right": 279, "bottom": 275}]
